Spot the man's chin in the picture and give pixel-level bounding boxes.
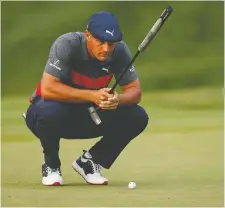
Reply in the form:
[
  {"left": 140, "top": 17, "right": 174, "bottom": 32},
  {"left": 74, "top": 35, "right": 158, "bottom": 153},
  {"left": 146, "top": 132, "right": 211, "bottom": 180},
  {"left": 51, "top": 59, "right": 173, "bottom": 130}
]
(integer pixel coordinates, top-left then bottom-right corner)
[{"left": 96, "top": 56, "right": 108, "bottom": 62}]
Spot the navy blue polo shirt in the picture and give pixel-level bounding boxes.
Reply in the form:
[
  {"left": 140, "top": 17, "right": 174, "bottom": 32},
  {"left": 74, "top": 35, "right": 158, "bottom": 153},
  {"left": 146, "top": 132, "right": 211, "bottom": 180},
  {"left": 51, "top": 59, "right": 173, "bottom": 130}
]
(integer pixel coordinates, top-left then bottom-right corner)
[{"left": 29, "top": 32, "right": 138, "bottom": 101}]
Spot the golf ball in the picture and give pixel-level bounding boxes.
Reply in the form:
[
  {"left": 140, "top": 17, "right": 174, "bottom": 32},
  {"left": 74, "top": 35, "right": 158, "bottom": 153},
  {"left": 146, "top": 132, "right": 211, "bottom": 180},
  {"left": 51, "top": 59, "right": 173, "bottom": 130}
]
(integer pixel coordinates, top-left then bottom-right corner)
[{"left": 128, "top": 181, "right": 136, "bottom": 189}]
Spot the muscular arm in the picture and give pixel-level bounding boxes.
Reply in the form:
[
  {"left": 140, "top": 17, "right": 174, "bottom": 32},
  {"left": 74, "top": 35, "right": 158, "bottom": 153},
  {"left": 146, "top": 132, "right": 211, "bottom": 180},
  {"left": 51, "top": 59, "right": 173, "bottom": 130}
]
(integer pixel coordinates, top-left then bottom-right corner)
[
  {"left": 118, "top": 79, "right": 142, "bottom": 106},
  {"left": 41, "top": 72, "right": 94, "bottom": 103},
  {"left": 41, "top": 36, "right": 100, "bottom": 104}
]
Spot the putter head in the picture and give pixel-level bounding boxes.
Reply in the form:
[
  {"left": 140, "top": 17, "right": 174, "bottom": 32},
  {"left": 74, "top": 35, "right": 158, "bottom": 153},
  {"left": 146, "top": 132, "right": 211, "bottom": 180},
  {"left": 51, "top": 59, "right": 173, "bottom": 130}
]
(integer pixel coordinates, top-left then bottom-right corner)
[{"left": 88, "top": 106, "right": 102, "bottom": 125}]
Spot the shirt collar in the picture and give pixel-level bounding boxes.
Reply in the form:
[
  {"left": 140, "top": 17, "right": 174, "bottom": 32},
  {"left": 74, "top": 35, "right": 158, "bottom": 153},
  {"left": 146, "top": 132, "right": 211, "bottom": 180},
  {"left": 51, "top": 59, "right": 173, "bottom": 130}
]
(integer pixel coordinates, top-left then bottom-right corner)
[{"left": 80, "top": 33, "right": 89, "bottom": 60}]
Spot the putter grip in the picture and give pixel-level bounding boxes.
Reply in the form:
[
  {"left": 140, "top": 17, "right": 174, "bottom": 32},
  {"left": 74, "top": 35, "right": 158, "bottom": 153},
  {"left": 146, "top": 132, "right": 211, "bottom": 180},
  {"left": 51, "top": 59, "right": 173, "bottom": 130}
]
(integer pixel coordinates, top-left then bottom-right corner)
[{"left": 138, "top": 6, "right": 173, "bottom": 52}]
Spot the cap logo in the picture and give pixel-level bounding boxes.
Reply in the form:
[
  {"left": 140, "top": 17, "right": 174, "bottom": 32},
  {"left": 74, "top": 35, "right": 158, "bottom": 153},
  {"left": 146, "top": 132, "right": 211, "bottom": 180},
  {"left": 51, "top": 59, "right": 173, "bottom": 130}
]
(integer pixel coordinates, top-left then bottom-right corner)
[{"left": 105, "top": 29, "right": 114, "bottom": 36}]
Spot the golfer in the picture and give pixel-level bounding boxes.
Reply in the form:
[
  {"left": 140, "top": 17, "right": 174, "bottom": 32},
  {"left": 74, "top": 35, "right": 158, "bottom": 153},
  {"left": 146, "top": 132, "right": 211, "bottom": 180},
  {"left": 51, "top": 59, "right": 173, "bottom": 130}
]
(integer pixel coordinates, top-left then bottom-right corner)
[{"left": 25, "top": 11, "right": 149, "bottom": 186}]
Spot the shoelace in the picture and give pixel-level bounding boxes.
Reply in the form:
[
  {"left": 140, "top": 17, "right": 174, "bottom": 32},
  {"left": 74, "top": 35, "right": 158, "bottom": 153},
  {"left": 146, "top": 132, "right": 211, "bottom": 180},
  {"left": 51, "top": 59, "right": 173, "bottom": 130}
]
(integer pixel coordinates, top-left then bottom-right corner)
[
  {"left": 87, "top": 160, "right": 102, "bottom": 175},
  {"left": 46, "top": 166, "right": 61, "bottom": 175},
  {"left": 95, "top": 164, "right": 102, "bottom": 175}
]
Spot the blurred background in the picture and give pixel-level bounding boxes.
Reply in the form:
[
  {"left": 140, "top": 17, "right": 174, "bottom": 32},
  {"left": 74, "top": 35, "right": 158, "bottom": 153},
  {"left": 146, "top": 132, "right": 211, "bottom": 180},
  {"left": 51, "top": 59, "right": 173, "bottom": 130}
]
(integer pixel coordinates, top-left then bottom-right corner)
[
  {"left": 1, "top": 1, "right": 224, "bottom": 207},
  {"left": 2, "top": 1, "right": 224, "bottom": 95}
]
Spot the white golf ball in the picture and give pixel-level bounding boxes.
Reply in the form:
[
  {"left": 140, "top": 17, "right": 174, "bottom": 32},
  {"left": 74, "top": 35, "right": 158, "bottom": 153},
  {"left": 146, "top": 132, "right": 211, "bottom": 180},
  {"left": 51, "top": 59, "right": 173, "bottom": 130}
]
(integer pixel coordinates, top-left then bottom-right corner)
[{"left": 128, "top": 181, "right": 136, "bottom": 189}]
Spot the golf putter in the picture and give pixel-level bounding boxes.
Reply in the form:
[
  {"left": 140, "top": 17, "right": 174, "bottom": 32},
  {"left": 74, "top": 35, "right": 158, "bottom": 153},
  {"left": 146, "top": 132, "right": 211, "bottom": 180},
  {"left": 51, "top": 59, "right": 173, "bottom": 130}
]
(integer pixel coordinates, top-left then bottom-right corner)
[{"left": 89, "top": 6, "right": 173, "bottom": 125}]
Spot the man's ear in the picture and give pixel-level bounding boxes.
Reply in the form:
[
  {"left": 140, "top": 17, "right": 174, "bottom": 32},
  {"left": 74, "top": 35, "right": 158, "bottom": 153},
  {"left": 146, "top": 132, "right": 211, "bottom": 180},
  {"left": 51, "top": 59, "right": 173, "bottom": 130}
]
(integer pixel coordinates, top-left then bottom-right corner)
[{"left": 85, "top": 30, "right": 91, "bottom": 40}]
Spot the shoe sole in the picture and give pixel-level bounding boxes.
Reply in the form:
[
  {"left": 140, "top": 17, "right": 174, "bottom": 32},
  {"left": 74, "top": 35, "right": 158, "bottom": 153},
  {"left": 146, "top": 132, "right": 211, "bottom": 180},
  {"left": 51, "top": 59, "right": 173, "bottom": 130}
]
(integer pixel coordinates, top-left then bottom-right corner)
[
  {"left": 42, "top": 182, "right": 63, "bottom": 186},
  {"left": 43, "top": 182, "right": 62, "bottom": 186},
  {"left": 72, "top": 163, "right": 108, "bottom": 185},
  {"left": 42, "top": 177, "right": 63, "bottom": 186}
]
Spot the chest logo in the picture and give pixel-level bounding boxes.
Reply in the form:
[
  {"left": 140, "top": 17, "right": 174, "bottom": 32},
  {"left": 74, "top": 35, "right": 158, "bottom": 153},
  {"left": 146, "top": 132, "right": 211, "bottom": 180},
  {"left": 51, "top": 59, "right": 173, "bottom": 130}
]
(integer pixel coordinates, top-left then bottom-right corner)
[{"left": 102, "top": 66, "right": 110, "bottom": 73}]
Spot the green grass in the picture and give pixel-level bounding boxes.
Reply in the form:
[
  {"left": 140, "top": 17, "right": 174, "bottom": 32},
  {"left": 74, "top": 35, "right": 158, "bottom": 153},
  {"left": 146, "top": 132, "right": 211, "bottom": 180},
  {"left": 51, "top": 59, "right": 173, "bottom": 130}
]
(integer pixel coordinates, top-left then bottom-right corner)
[{"left": 1, "top": 87, "right": 224, "bottom": 206}]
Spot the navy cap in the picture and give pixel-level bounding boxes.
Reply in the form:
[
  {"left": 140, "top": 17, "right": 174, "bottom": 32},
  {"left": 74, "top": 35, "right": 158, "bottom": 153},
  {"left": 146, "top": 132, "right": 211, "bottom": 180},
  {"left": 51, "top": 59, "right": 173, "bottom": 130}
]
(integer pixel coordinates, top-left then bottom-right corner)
[{"left": 87, "top": 11, "right": 122, "bottom": 42}]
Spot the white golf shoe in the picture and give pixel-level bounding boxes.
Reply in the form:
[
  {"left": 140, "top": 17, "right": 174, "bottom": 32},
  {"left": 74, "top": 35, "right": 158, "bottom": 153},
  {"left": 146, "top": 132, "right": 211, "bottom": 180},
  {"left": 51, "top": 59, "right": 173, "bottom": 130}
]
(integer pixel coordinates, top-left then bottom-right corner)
[
  {"left": 42, "top": 163, "right": 63, "bottom": 186},
  {"left": 72, "top": 150, "right": 108, "bottom": 185}
]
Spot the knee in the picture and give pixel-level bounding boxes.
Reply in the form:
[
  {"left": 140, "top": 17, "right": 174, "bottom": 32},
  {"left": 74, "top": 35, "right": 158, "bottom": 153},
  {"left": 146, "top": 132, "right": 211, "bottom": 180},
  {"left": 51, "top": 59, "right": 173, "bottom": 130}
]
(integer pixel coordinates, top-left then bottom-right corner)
[
  {"left": 120, "top": 105, "right": 149, "bottom": 132},
  {"left": 132, "top": 105, "right": 149, "bottom": 131}
]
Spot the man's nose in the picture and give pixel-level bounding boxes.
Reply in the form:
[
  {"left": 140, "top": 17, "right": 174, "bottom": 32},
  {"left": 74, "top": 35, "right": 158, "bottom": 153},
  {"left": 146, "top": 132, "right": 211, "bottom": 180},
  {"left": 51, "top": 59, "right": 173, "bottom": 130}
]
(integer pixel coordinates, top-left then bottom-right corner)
[{"left": 102, "top": 43, "right": 110, "bottom": 52}]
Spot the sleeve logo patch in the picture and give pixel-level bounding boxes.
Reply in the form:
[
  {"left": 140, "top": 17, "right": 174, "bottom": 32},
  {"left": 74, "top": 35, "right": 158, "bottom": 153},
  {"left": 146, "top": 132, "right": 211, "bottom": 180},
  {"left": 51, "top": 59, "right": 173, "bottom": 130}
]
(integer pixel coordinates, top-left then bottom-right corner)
[
  {"left": 129, "top": 66, "right": 135, "bottom": 72},
  {"left": 49, "top": 59, "right": 62, "bottom": 71}
]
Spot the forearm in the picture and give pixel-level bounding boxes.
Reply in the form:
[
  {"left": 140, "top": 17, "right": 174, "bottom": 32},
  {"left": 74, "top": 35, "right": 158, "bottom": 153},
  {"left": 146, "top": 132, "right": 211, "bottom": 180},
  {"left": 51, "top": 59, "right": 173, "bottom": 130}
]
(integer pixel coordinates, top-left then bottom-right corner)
[
  {"left": 118, "top": 88, "right": 141, "bottom": 106},
  {"left": 41, "top": 80, "right": 93, "bottom": 103}
]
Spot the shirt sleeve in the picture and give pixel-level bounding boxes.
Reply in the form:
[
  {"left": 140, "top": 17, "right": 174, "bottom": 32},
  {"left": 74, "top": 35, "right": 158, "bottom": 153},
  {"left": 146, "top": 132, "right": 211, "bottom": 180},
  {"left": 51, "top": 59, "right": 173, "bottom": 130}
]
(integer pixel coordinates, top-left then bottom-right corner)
[
  {"left": 113, "top": 41, "right": 138, "bottom": 86},
  {"left": 44, "top": 37, "right": 73, "bottom": 81}
]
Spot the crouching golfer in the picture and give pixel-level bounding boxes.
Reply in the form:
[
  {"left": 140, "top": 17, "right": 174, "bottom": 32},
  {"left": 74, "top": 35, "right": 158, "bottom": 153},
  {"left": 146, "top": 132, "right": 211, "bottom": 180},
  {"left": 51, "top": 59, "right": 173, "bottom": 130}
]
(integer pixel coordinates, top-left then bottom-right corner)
[{"left": 24, "top": 11, "right": 149, "bottom": 186}]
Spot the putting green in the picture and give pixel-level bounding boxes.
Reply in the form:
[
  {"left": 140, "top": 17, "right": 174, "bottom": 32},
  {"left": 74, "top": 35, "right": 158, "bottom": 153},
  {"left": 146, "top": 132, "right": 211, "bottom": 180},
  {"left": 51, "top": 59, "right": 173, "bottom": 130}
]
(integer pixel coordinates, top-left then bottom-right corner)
[{"left": 1, "top": 87, "right": 223, "bottom": 206}]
